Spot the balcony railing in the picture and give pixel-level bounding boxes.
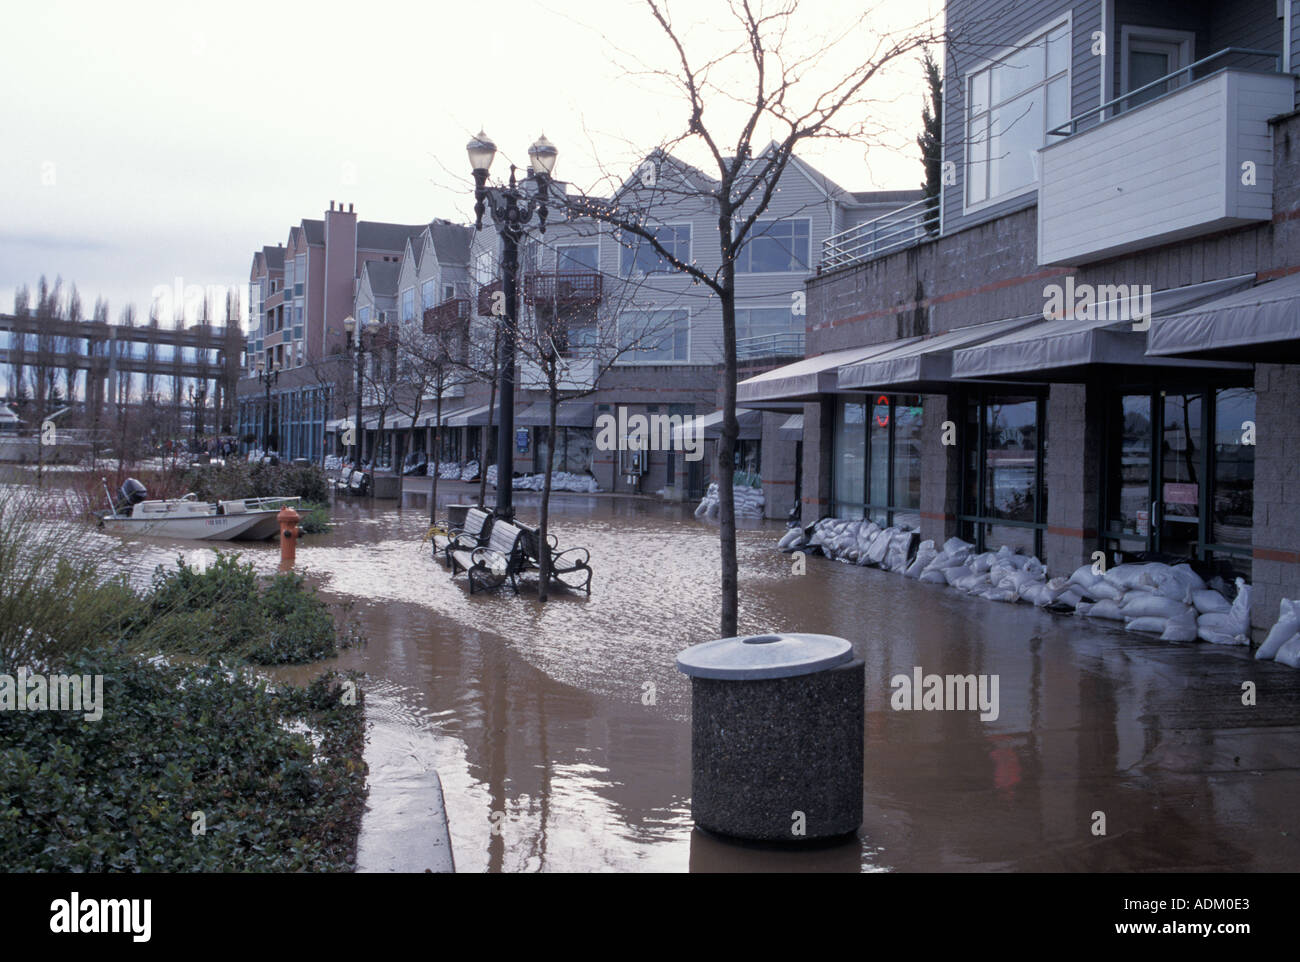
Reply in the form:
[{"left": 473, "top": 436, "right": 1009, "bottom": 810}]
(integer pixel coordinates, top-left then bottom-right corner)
[
  {"left": 736, "top": 331, "right": 805, "bottom": 361},
  {"left": 1046, "top": 47, "right": 1283, "bottom": 138},
  {"left": 423, "top": 297, "right": 469, "bottom": 334},
  {"left": 820, "top": 197, "right": 940, "bottom": 272},
  {"left": 523, "top": 270, "right": 603, "bottom": 306}
]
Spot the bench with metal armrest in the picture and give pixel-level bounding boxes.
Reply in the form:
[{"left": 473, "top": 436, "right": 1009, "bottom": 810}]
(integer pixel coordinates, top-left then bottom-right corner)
[
  {"left": 516, "top": 522, "right": 593, "bottom": 595},
  {"left": 432, "top": 507, "right": 493, "bottom": 568},
  {"left": 449, "top": 521, "right": 528, "bottom": 594}
]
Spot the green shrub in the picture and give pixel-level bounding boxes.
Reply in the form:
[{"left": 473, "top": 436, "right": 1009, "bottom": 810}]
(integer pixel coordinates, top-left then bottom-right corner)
[
  {"left": 297, "top": 502, "right": 332, "bottom": 535},
  {"left": 0, "top": 649, "right": 367, "bottom": 872},
  {"left": 183, "top": 461, "right": 330, "bottom": 505}
]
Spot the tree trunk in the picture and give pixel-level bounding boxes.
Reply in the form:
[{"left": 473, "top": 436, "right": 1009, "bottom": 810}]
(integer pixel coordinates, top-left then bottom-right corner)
[
  {"left": 479, "top": 374, "right": 496, "bottom": 509},
  {"left": 539, "top": 382, "right": 558, "bottom": 603},
  {"left": 430, "top": 390, "right": 443, "bottom": 523},
  {"left": 717, "top": 212, "right": 740, "bottom": 638}
]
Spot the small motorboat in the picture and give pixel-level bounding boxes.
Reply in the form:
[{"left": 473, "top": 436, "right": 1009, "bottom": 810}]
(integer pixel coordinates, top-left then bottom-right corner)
[{"left": 97, "top": 478, "right": 299, "bottom": 541}]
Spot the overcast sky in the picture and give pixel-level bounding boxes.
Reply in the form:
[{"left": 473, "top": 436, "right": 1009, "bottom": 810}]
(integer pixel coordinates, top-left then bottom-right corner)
[{"left": 0, "top": 0, "right": 942, "bottom": 325}]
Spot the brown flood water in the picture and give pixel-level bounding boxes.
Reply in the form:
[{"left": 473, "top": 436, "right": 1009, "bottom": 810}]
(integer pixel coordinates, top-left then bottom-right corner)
[{"left": 95, "top": 485, "right": 1300, "bottom": 873}]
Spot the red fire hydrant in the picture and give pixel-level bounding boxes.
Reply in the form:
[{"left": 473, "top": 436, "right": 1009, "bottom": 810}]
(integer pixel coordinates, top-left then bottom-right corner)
[{"left": 278, "top": 505, "right": 301, "bottom": 571}]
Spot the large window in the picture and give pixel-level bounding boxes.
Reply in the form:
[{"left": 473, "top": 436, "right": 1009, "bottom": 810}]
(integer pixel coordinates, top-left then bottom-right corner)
[
  {"left": 401, "top": 288, "right": 415, "bottom": 322},
  {"left": 620, "top": 225, "right": 690, "bottom": 276},
  {"left": 294, "top": 254, "right": 305, "bottom": 296},
  {"left": 966, "top": 18, "right": 1071, "bottom": 208},
  {"left": 557, "top": 244, "right": 599, "bottom": 271},
  {"left": 735, "top": 219, "right": 810, "bottom": 273},
  {"left": 1102, "top": 386, "right": 1254, "bottom": 580},
  {"left": 832, "top": 395, "right": 923, "bottom": 526},
  {"left": 422, "top": 280, "right": 436, "bottom": 308},
  {"left": 736, "top": 306, "right": 800, "bottom": 342},
  {"left": 961, "top": 391, "right": 1048, "bottom": 556},
  {"left": 618, "top": 309, "right": 689, "bottom": 362}
]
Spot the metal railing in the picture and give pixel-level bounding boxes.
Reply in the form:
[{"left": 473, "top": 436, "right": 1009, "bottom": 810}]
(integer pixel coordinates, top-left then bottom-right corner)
[
  {"left": 820, "top": 197, "right": 940, "bottom": 271},
  {"left": 523, "top": 270, "right": 603, "bottom": 306},
  {"left": 1047, "top": 47, "right": 1283, "bottom": 138},
  {"left": 736, "top": 331, "right": 805, "bottom": 360},
  {"left": 423, "top": 297, "right": 470, "bottom": 333}
]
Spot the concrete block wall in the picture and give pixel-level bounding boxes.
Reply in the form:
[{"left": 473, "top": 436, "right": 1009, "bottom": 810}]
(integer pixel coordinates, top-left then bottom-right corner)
[
  {"left": 759, "top": 413, "right": 799, "bottom": 520},
  {"left": 1043, "top": 383, "right": 1104, "bottom": 577},
  {"left": 1250, "top": 363, "right": 1300, "bottom": 640},
  {"left": 919, "top": 392, "right": 961, "bottom": 547}
]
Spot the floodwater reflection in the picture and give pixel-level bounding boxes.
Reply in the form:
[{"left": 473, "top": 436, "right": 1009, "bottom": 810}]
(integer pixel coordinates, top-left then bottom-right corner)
[{"left": 97, "top": 487, "right": 1300, "bottom": 872}]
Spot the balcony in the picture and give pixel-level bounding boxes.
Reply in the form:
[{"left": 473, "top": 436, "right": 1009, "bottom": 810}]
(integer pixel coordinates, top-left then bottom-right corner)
[
  {"left": 820, "top": 197, "right": 939, "bottom": 271},
  {"left": 736, "top": 331, "right": 805, "bottom": 362},
  {"left": 423, "top": 297, "right": 469, "bottom": 334},
  {"left": 523, "top": 270, "right": 603, "bottom": 306},
  {"left": 519, "top": 354, "right": 597, "bottom": 391},
  {"left": 476, "top": 279, "right": 504, "bottom": 317},
  {"left": 1038, "top": 50, "right": 1292, "bottom": 266}
]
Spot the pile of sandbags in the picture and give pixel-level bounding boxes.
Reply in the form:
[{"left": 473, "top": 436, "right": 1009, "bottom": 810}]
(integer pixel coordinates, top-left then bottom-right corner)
[
  {"left": 1066, "top": 562, "right": 1247, "bottom": 644},
  {"left": 431, "top": 460, "right": 463, "bottom": 479},
  {"left": 919, "top": 541, "right": 1051, "bottom": 604},
  {"left": 694, "top": 483, "right": 765, "bottom": 519},
  {"left": 1257, "top": 598, "right": 1300, "bottom": 668},
  {"left": 508, "top": 471, "right": 600, "bottom": 493},
  {"left": 324, "top": 455, "right": 344, "bottom": 471},
  {"left": 790, "top": 517, "right": 920, "bottom": 573}
]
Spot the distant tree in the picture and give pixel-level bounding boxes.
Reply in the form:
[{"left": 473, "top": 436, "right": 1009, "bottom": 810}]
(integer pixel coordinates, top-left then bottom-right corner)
[
  {"left": 917, "top": 45, "right": 943, "bottom": 234},
  {"left": 63, "top": 283, "right": 82, "bottom": 410}
]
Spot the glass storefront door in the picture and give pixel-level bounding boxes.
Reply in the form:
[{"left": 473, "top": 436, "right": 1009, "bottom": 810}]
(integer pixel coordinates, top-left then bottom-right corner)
[{"left": 1159, "top": 392, "right": 1203, "bottom": 558}]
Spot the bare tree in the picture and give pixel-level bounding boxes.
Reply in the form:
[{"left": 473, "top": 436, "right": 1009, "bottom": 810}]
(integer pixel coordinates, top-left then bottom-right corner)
[
  {"left": 556, "top": 0, "right": 937, "bottom": 634},
  {"left": 63, "top": 283, "right": 82, "bottom": 414},
  {"left": 10, "top": 286, "right": 30, "bottom": 407}
]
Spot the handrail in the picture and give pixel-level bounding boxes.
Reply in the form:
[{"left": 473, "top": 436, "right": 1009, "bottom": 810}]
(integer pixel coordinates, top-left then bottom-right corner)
[
  {"left": 736, "top": 331, "right": 805, "bottom": 359},
  {"left": 1048, "top": 47, "right": 1283, "bottom": 138},
  {"left": 820, "top": 197, "right": 939, "bottom": 271}
]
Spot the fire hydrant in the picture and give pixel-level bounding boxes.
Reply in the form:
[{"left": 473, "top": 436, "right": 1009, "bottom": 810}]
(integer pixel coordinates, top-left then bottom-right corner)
[{"left": 278, "top": 505, "right": 301, "bottom": 571}]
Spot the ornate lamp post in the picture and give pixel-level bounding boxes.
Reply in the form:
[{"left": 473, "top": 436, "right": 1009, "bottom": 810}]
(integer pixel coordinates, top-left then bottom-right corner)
[
  {"left": 255, "top": 360, "right": 279, "bottom": 458},
  {"left": 467, "top": 130, "right": 558, "bottom": 519},
  {"left": 343, "top": 314, "right": 379, "bottom": 482}
]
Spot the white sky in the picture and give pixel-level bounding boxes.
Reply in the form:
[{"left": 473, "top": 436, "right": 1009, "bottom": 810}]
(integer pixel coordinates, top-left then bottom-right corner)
[{"left": 0, "top": 0, "right": 943, "bottom": 324}]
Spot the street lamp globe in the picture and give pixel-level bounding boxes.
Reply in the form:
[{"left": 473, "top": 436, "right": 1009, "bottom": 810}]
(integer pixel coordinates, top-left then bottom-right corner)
[
  {"left": 467, "top": 130, "right": 497, "bottom": 174},
  {"left": 528, "top": 134, "right": 558, "bottom": 175},
  {"left": 343, "top": 314, "right": 355, "bottom": 335}
]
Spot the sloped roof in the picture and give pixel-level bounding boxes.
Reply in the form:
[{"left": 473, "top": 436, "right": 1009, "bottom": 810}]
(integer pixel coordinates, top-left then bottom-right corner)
[
  {"left": 429, "top": 221, "right": 472, "bottom": 266},
  {"left": 362, "top": 259, "right": 401, "bottom": 296},
  {"left": 358, "top": 221, "right": 428, "bottom": 252},
  {"left": 301, "top": 219, "right": 325, "bottom": 245},
  {"left": 263, "top": 245, "right": 285, "bottom": 269}
]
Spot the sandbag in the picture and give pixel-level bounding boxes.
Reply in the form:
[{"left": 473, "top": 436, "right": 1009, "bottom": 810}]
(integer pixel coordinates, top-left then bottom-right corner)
[
  {"left": 1120, "top": 593, "right": 1193, "bottom": 620},
  {"left": 1081, "top": 599, "right": 1125, "bottom": 621},
  {"left": 1082, "top": 580, "right": 1125, "bottom": 602},
  {"left": 1125, "top": 616, "right": 1169, "bottom": 634},
  {"left": 1192, "top": 589, "right": 1231, "bottom": 615},
  {"left": 1068, "top": 564, "right": 1102, "bottom": 590},
  {"left": 777, "top": 528, "right": 803, "bottom": 551},
  {"left": 1258, "top": 598, "right": 1300, "bottom": 660},
  {"left": 942, "top": 537, "right": 973, "bottom": 554},
  {"left": 919, "top": 568, "right": 948, "bottom": 585},
  {"left": 955, "top": 572, "right": 989, "bottom": 592},
  {"left": 883, "top": 530, "right": 917, "bottom": 572},
  {"left": 1023, "top": 557, "right": 1046, "bottom": 579},
  {"left": 1275, "top": 636, "right": 1300, "bottom": 669},
  {"left": 1058, "top": 587, "right": 1084, "bottom": 608},
  {"left": 1199, "top": 625, "right": 1249, "bottom": 646},
  {"left": 904, "top": 540, "right": 938, "bottom": 579},
  {"left": 944, "top": 565, "right": 971, "bottom": 586},
  {"left": 1104, "top": 564, "right": 1156, "bottom": 591},
  {"left": 1160, "top": 607, "right": 1198, "bottom": 642},
  {"left": 969, "top": 552, "right": 996, "bottom": 574},
  {"left": 982, "top": 587, "right": 1020, "bottom": 603}
]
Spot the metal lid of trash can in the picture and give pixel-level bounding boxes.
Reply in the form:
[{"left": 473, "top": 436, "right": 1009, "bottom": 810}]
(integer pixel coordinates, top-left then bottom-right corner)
[{"left": 675, "top": 633, "right": 853, "bottom": 680}]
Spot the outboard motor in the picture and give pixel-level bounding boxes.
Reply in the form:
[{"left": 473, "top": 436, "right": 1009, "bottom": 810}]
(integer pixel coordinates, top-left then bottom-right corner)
[{"left": 116, "top": 478, "right": 147, "bottom": 512}]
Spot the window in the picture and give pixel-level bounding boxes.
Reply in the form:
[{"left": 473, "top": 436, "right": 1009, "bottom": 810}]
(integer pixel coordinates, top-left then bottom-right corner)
[
  {"left": 294, "top": 254, "right": 305, "bottom": 296},
  {"left": 966, "top": 19, "right": 1071, "bottom": 207},
  {"left": 422, "top": 280, "right": 436, "bottom": 308},
  {"left": 832, "top": 396, "right": 923, "bottom": 525},
  {"left": 556, "top": 243, "right": 599, "bottom": 271},
  {"left": 401, "top": 288, "right": 415, "bottom": 322},
  {"left": 736, "top": 306, "right": 800, "bottom": 342},
  {"left": 735, "top": 219, "right": 810, "bottom": 273},
  {"left": 961, "top": 390, "right": 1048, "bottom": 556},
  {"left": 358, "top": 306, "right": 371, "bottom": 324},
  {"left": 475, "top": 251, "right": 494, "bottom": 284},
  {"left": 618, "top": 309, "right": 689, "bottom": 362},
  {"left": 443, "top": 284, "right": 455, "bottom": 301},
  {"left": 620, "top": 225, "right": 690, "bottom": 276},
  {"left": 1120, "top": 27, "right": 1193, "bottom": 111},
  {"left": 284, "top": 260, "right": 294, "bottom": 294}
]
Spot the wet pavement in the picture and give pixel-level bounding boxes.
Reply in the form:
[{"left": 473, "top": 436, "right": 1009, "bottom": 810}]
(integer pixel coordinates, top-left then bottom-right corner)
[{"left": 95, "top": 484, "right": 1300, "bottom": 872}]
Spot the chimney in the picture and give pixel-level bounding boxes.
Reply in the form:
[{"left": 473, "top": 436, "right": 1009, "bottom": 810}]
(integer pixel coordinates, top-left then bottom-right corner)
[
  {"left": 348, "top": 202, "right": 354, "bottom": 213},
  {"left": 330, "top": 200, "right": 335, "bottom": 211}
]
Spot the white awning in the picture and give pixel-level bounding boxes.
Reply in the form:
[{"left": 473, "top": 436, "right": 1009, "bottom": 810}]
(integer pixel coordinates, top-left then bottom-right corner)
[
  {"left": 1148, "top": 270, "right": 1300, "bottom": 360},
  {"left": 736, "top": 339, "right": 922, "bottom": 404},
  {"left": 778, "top": 414, "right": 803, "bottom": 441},
  {"left": 837, "top": 315, "right": 1041, "bottom": 390},
  {"left": 952, "top": 276, "right": 1255, "bottom": 380},
  {"left": 669, "top": 408, "right": 763, "bottom": 444}
]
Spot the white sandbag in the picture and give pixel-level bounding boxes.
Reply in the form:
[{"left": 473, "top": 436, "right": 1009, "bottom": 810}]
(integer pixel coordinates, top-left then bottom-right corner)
[
  {"left": 1081, "top": 599, "right": 1125, "bottom": 621},
  {"left": 694, "top": 499, "right": 709, "bottom": 518},
  {"left": 1068, "top": 564, "right": 1102, "bottom": 590},
  {"left": 904, "top": 540, "right": 937, "bottom": 579},
  {"left": 777, "top": 528, "right": 803, "bottom": 551},
  {"left": 1275, "top": 635, "right": 1300, "bottom": 668},
  {"left": 969, "top": 552, "right": 996, "bottom": 574},
  {"left": 1104, "top": 564, "right": 1156, "bottom": 591},
  {"left": 1120, "top": 593, "right": 1193, "bottom": 620},
  {"left": 944, "top": 565, "right": 970, "bottom": 586},
  {"left": 1192, "top": 589, "right": 1231, "bottom": 615},
  {"left": 1125, "top": 616, "right": 1170, "bottom": 634},
  {"left": 1200, "top": 579, "right": 1252, "bottom": 645},
  {"left": 1057, "top": 587, "right": 1084, "bottom": 608},
  {"left": 1082, "top": 580, "right": 1126, "bottom": 602},
  {"left": 1257, "top": 598, "right": 1300, "bottom": 660},
  {"left": 865, "top": 526, "right": 895, "bottom": 566},
  {"left": 954, "top": 572, "right": 989, "bottom": 592},
  {"left": 1160, "top": 607, "right": 1198, "bottom": 642},
  {"left": 883, "top": 530, "right": 913, "bottom": 571},
  {"left": 1023, "top": 557, "right": 1046, "bottom": 579},
  {"left": 1197, "top": 612, "right": 1236, "bottom": 633},
  {"left": 982, "top": 587, "right": 1020, "bottom": 603},
  {"left": 1199, "top": 625, "right": 1249, "bottom": 646},
  {"left": 919, "top": 568, "right": 949, "bottom": 584},
  {"left": 1171, "top": 564, "right": 1206, "bottom": 592},
  {"left": 942, "top": 536, "right": 973, "bottom": 554}
]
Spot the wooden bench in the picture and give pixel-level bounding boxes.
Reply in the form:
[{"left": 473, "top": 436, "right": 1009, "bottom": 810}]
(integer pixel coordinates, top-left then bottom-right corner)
[
  {"left": 516, "top": 522, "right": 593, "bottom": 595},
  {"left": 432, "top": 507, "right": 492, "bottom": 568},
  {"left": 449, "top": 520, "right": 528, "bottom": 594}
]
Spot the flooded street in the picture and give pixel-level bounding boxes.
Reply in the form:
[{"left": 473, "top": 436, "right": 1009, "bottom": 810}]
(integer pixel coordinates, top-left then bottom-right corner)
[{"left": 96, "top": 487, "right": 1300, "bottom": 873}]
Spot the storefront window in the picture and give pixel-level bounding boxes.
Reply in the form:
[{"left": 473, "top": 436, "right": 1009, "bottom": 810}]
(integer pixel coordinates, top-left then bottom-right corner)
[
  {"left": 961, "top": 391, "right": 1047, "bottom": 556},
  {"left": 1212, "top": 388, "right": 1254, "bottom": 555},
  {"left": 833, "top": 395, "right": 923, "bottom": 524},
  {"left": 537, "top": 426, "right": 596, "bottom": 475}
]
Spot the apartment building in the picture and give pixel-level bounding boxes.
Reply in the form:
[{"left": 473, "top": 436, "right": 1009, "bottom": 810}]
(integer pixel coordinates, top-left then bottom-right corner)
[
  {"left": 741, "top": 0, "right": 1300, "bottom": 637},
  {"left": 373, "top": 149, "right": 920, "bottom": 506}
]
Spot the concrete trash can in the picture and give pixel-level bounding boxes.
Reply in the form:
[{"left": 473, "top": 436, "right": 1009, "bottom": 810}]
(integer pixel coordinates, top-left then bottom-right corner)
[
  {"left": 676, "top": 632, "right": 864, "bottom": 842},
  {"left": 446, "top": 504, "right": 475, "bottom": 529}
]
